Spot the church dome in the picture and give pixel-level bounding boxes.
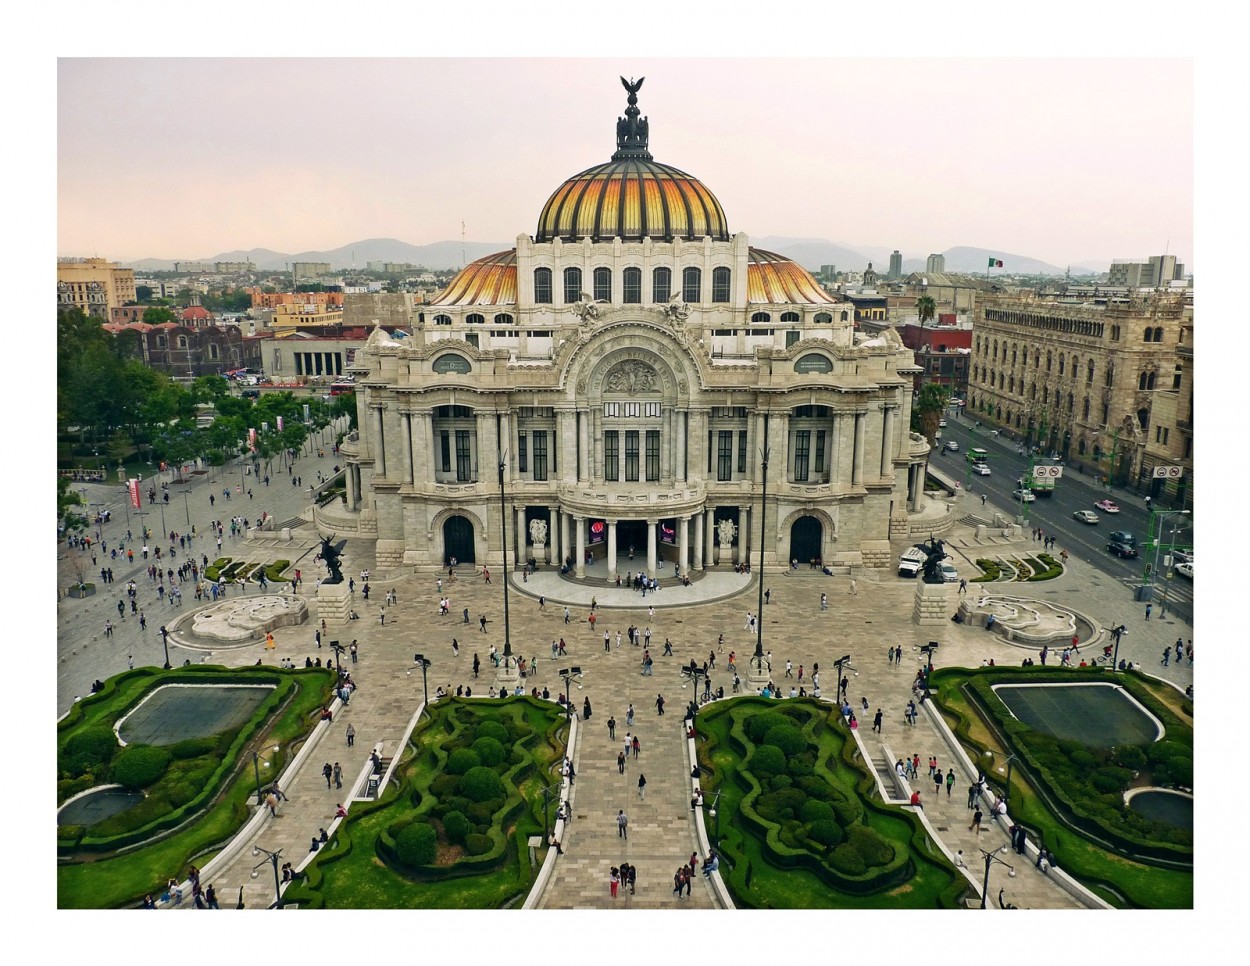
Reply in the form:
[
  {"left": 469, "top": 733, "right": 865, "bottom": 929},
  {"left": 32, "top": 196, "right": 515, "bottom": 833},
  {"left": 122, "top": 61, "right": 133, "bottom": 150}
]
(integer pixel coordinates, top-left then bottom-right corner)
[{"left": 534, "top": 78, "right": 730, "bottom": 244}]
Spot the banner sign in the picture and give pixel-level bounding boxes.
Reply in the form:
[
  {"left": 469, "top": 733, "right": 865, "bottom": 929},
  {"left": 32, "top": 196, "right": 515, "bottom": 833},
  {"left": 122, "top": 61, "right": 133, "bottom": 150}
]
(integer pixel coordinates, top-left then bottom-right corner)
[
  {"left": 127, "top": 479, "right": 141, "bottom": 509},
  {"left": 248, "top": 427, "right": 257, "bottom": 452}
]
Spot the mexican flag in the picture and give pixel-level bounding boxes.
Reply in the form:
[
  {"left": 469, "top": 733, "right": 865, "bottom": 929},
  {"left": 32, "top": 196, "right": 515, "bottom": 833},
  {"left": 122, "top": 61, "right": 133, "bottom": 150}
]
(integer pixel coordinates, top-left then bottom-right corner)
[{"left": 987, "top": 257, "right": 1004, "bottom": 268}]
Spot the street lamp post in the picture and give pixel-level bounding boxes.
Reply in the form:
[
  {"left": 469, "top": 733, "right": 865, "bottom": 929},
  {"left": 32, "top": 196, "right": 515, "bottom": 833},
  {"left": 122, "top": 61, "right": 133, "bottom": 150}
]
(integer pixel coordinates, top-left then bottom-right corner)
[
  {"left": 497, "top": 443, "right": 513, "bottom": 669},
  {"left": 558, "top": 666, "right": 582, "bottom": 729},
  {"left": 1001, "top": 752, "right": 1019, "bottom": 807},
  {"left": 538, "top": 780, "right": 561, "bottom": 846},
  {"left": 412, "top": 654, "right": 432, "bottom": 715},
  {"left": 684, "top": 665, "right": 708, "bottom": 704},
  {"left": 160, "top": 625, "right": 172, "bottom": 670},
  {"left": 917, "top": 642, "right": 939, "bottom": 696},
  {"left": 705, "top": 788, "right": 722, "bottom": 851},
  {"left": 251, "top": 845, "right": 285, "bottom": 909},
  {"left": 1142, "top": 510, "right": 1190, "bottom": 601},
  {"left": 182, "top": 488, "right": 191, "bottom": 527},
  {"left": 753, "top": 415, "right": 770, "bottom": 677},
  {"left": 832, "top": 654, "right": 852, "bottom": 701},
  {"left": 251, "top": 745, "right": 279, "bottom": 805},
  {"left": 979, "top": 848, "right": 1014, "bottom": 910}
]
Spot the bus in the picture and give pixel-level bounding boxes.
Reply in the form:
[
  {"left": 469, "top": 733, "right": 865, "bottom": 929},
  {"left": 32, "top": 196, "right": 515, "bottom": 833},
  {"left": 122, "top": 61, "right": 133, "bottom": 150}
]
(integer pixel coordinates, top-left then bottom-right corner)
[
  {"left": 329, "top": 382, "right": 356, "bottom": 396},
  {"left": 965, "top": 448, "right": 989, "bottom": 466}
]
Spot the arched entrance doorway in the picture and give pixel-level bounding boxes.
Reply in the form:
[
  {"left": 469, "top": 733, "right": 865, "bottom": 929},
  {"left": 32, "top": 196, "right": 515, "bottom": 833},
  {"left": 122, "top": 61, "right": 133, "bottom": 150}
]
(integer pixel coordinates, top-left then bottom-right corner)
[
  {"left": 443, "top": 515, "right": 475, "bottom": 565},
  {"left": 789, "top": 516, "right": 822, "bottom": 565}
]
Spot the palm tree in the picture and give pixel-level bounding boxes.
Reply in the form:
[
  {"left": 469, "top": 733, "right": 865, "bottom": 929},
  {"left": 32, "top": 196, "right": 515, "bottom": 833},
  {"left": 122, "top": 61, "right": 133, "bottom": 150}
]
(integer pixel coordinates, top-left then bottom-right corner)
[
  {"left": 916, "top": 295, "right": 936, "bottom": 327},
  {"left": 911, "top": 383, "right": 950, "bottom": 446}
]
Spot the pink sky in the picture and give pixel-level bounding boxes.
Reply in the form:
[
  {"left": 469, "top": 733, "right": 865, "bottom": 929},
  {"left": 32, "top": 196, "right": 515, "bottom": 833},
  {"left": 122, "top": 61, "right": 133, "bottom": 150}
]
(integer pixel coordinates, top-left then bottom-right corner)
[{"left": 58, "top": 58, "right": 1191, "bottom": 268}]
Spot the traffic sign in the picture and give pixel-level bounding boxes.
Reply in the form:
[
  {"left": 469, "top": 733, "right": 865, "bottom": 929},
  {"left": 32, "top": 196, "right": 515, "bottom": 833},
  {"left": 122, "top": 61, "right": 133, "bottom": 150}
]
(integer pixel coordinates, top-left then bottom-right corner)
[
  {"left": 1032, "top": 465, "right": 1063, "bottom": 478},
  {"left": 1153, "top": 465, "right": 1183, "bottom": 479}
]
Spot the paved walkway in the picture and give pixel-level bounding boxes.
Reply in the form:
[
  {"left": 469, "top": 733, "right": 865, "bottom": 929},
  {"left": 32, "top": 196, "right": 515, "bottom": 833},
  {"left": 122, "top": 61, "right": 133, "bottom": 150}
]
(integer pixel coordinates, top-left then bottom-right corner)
[{"left": 61, "top": 474, "right": 1193, "bottom": 909}]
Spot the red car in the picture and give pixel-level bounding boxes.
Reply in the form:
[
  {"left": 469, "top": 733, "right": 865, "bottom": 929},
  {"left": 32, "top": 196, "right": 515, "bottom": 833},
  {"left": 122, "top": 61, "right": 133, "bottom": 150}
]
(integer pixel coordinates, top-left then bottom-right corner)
[{"left": 1094, "top": 499, "right": 1120, "bottom": 514}]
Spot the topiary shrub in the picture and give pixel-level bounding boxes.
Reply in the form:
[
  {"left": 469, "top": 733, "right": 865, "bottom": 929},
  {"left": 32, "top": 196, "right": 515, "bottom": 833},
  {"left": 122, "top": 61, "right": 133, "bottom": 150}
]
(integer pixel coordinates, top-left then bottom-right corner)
[
  {"left": 799, "top": 799, "right": 835, "bottom": 824},
  {"left": 1067, "top": 748, "right": 1096, "bottom": 770},
  {"left": 63, "top": 726, "right": 119, "bottom": 775},
  {"left": 746, "top": 712, "right": 793, "bottom": 744},
  {"left": 750, "top": 744, "right": 787, "bottom": 778},
  {"left": 477, "top": 721, "right": 509, "bottom": 743},
  {"left": 395, "top": 822, "right": 437, "bottom": 866},
  {"left": 459, "top": 766, "right": 504, "bottom": 803},
  {"left": 769, "top": 774, "right": 793, "bottom": 791},
  {"left": 465, "top": 833, "right": 493, "bottom": 856},
  {"left": 167, "top": 781, "right": 198, "bottom": 807},
  {"left": 111, "top": 745, "right": 171, "bottom": 789},
  {"left": 430, "top": 773, "right": 461, "bottom": 796},
  {"left": 807, "top": 819, "right": 844, "bottom": 847},
  {"left": 167, "top": 737, "right": 216, "bottom": 760},
  {"left": 471, "top": 736, "right": 506, "bottom": 767},
  {"left": 466, "top": 801, "right": 497, "bottom": 825},
  {"left": 847, "top": 825, "right": 894, "bottom": 866},
  {"left": 829, "top": 791, "right": 862, "bottom": 827},
  {"left": 763, "top": 724, "right": 808, "bottom": 757},
  {"left": 787, "top": 758, "right": 814, "bottom": 778},
  {"left": 445, "top": 749, "right": 481, "bottom": 775},
  {"left": 442, "top": 810, "right": 469, "bottom": 844},
  {"left": 830, "top": 841, "right": 866, "bottom": 875},
  {"left": 1112, "top": 745, "right": 1147, "bottom": 770},
  {"left": 796, "top": 776, "right": 836, "bottom": 801}
]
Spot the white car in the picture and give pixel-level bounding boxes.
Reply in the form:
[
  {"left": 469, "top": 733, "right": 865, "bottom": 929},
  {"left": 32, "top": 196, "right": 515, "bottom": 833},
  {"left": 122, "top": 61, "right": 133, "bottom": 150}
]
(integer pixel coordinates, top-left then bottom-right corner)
[
  {"left": 1073, "top": 509, "right": 1100, "bottom": 524},
  {"left": 972, "top": 463, "right": 991, "bottom": 476},
  {"left": 939, "top": 419, "right": 947, "bottom": 428},
  {"left": 944, "top": 440, "right": 960, "bottom": 453},
  {"left": 1175, "top": 561, "right": 1193, "bottom": 579},
  {"left": 938, "top": 562, "right": 959, "bottom": 583},
  {"left": 1013, "top": 488, "right": 1036, "bottom": 503}
]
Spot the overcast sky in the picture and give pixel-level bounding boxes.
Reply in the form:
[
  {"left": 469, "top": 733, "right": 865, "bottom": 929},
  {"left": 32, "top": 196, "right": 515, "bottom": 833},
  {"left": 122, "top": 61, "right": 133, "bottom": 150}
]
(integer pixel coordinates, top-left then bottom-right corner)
[{"left": 58, "top": 57, "right": 1192, "bottom": 268}]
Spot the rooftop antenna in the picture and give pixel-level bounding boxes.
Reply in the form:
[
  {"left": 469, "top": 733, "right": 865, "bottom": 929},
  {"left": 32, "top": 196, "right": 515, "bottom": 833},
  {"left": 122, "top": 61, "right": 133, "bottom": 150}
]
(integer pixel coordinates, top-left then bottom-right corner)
[{"left": 461, "top": 220, "right": 466, "bottom": 268}]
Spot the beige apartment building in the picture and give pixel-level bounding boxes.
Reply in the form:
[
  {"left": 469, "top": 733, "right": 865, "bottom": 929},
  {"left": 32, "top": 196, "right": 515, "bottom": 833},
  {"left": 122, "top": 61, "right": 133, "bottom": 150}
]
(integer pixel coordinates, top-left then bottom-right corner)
[{"left": 57, "top": 258, "right": 137, "bottom": 318}]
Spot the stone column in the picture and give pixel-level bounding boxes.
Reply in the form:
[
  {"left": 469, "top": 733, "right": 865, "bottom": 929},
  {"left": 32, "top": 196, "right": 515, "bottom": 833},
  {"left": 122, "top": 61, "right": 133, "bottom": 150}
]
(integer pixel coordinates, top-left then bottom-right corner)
[
  {"left": 675, "top": 410, "right": 687, "bottom": 482},
  {"left": 476, "top": 411, "right": 497, "bottom": 485},
  {"left": 607, "top": 519, "right": 618, "bottom": 581},
  {"left": 548, "top": 505, "right": 560, "bottom": 565},
  {"left": 852, "top": 411, "right": 866, "bottom": 487},
  {"left": 909, "top": 464, "right": 923, "bottom": 510},
  {"left": 739, "top": 505, "right": 751, "bottom": 565},
  {"left": 413, "top": 410, "right": 432, "bottom": 485},
  {"left": 515, "top": 506, "right": 527, "bottom": 567},
  {"left": 372, "top": 407, "right": 387, "bottom": 478},
  {"left": 400, "top": 413, "right": 413, "bottom": 485},
  {"left": 558, "top": 411, "right": 577, "bottom": 483},
  {"left": 679, "top": 516, "right": 690, "bottom": 574},
  {"left": 769, "top": 412, "right": 789, "bottom": 487},
  {"left": 646, "top": 518, "right": 658, "bottom": 577},
  {"left": 578, "top": 411, "right": 589, "bottom": 481},
  {"left": 575, "top": 516, "right": 586, "bottom": 579},
  {"left": 346, "top": 462, "right": 358, "bottom": 508},
  {"left": 880, "top": 404, "right": 896, "bottom": 479},
  {"left": 561, "top": 512, "right": 571, "bottom": 564},
  {"left": 693, "top": 510, "right": 705, "bottom": 570},
  {"left": 830, "top": 411, "right": 846, "bottom": 489},
  {"left": 705, "top": 507, "right": 715, "bottom": 566}
]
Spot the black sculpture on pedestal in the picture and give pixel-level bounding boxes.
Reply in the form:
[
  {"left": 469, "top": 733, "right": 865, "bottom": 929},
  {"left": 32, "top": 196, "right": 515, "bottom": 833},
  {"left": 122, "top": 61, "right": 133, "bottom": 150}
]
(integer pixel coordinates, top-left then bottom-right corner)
[
  {"left": 319, "top": 534, "right": 344, "bottom": 584},
  {"left": 921, "top": 535, "right": 947, "bottom": 585}
]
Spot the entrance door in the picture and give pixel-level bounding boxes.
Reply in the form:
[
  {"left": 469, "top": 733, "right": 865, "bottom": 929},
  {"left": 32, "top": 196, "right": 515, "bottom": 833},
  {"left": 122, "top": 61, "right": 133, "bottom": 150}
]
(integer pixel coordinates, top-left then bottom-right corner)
[
  {"left": 443, "top": 515, "right": 475, "bottom": 565},
  {"left": 789, "top": 516, "right": 822, "bottom": 565},
  {"left": 617, "top": 520, "right": 648, "bottom": 564}
]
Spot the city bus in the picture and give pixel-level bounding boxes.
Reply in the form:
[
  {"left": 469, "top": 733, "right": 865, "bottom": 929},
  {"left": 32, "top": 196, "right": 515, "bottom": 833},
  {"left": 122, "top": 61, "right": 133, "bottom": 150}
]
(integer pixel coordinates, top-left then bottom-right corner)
[
  {"left": 329, "top": 381, "right": 356, "bottom": 396},
  {"left": 965, "top": 448, "right": 989, "bottom": 466}
]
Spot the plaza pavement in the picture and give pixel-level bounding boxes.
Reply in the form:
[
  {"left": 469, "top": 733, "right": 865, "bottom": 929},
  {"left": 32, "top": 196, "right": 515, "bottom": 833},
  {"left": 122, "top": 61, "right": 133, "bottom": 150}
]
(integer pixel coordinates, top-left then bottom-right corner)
[{"left": 58, "top": 467, "right": 1193, "bottom": 910}]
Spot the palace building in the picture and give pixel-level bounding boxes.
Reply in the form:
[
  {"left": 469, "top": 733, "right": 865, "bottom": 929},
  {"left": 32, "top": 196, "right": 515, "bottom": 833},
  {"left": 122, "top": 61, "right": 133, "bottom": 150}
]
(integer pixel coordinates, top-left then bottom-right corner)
[{"left": 337, "top": 79, "right": 932, "bottom": 575}]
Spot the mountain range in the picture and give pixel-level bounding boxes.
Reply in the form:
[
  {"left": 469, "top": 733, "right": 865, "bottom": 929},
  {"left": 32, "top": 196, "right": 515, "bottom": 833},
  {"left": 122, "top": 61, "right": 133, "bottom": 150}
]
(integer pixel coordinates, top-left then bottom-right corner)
[{"left": 124, "top": 237, "right": 1109, "bottom": 276}]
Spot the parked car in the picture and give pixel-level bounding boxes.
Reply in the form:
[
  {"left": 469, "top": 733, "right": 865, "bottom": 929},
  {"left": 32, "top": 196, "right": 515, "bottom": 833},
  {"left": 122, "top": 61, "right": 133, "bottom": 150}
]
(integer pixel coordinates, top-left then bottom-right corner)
[
  {"left": 1109, "top": 530, "right": 1137, "bottom": 547},
  {"left": 1073, "top": 509, "right": 1100, "bottom": 524},
  {"left": 1173, "top": 549, "right": 1194, "bottom": 565},
  {"left": 939, "top": 419, "right": 948, "bottom": 428},
  {"left": 1094, "top": 499, "right": 1121, "bottom": 513},
  {"left": 898, "top": 546, "right": 926, "bottom": 578},
  {"left": 1013, "top": 488, "right": 1036, "bottom": 503},
  {"left": 943, "top": 440, "right": 959, "bottom": 453},
  {"left": 1107, "top": 539, "right": 1139, "bottom": 559},
  {"left": 973, "top": 463, "right": 991, "bottom": 476},
  {"left": 1175, "top": 561, "right": 1193, "bottom": 579},
  {"left": 938, "top": 561, "right": 959, "bottom": 582}
]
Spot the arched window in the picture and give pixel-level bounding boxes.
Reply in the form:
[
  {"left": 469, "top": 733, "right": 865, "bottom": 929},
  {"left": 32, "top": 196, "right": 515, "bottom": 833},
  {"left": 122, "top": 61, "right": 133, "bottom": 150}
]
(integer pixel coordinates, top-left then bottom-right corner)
[
  {"left": 815, "top": 312, "right": 832, "bottom": 324},
  {"left": 622, "top": 267, "right": 642, "bottom": 304},
  {"left": 711, "top": 266, "right": 731, "bottom": 303},
  {"left": 1147, "top": 371, "right": 1157, "bottom": 390},
  {"left": 780, "top": 311, "right": 800, "bottom": 323},
  {"left": 1105, "top": 364, "right": 1114, "bottom": 388},
  {"left": 840, "top": 310, "right": 849, "bottom": 322},
  {"left": 533, "top": 268, "right": 552, "bottom": 304},
  {"left": 1011, "top": 347, "right": 1017, "bottom": 366},
  {"left": 1153, "top": 326, "right": 1164, "bottom": 343},
  {"left": 1042, "top": 386, "right": 1049, "bottom": 404},
  {"left": 1067, "top": 392, "right": 1074, "bottom": 412},
  {"left": 593, "top": 267, "right": 612, "bottom": 302},
  {"left": 1008, "top": 376, "right": 1015, "bottom": 393},
  {"left": 682, "top": 266, "right": 702, "bottom": 303},
  {"left": 177, "top": 335, "right": 188, "bottom": 348},
  {"left": 1058, "top": 355, "right": 1065, "bottom": 376},
  {"left": 1021, "top": 347, "right": 1027, "bottom": 367},
  {"left": 493, "top": 313, "right": 513, "bottom": 325},
  {"left": 1078, "top": 439, "right": 1087, "bottom": 456},
  {"left": 563, "top": 267, "right": 582, "bottom": 304},
  {"left": 1138, "top": 371, "right": 1149, "bottom": 390},
  {"left": 751, "top": 312, "right": 771, "bottom": 324},
  {"left": 1046, "top": 351, "right": 1052, "bottom": 372},
  {"left": 1087, "top": 359, "right": 1095, "bottom": 384},
  {"left": 466, "top": 313, "right": 485, "bottom": 325},
  {"left": 434, "top": 314, "right": 452, "bottom": 326},
  {"left": 208, "top": 343, "right": 219, "bottom": 360},
  {"left": 998, "top": 373, "right": 1005, "bottom": 390},
  {"left": 652, "top": 267, "right": 672, "bottom": 303},
  {"left": 1172, "top": 364, "right": 1183, "bottom": 390},
  {"left": 1082, "top": 397, "right": 1090, "bottom": 420},
  {"left": 1142, "top": 327, "right": 1152, "bottom": 342}
]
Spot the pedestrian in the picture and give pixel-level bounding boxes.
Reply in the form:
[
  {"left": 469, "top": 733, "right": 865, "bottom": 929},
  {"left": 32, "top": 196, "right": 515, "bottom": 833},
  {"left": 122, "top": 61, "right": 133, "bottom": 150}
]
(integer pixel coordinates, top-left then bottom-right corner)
[
  {"left": 564, "top": 606, "right": 570, "bottom": 624},
  {"left": 981, "top": 493, "right": 987, "bottom": 506},
  {"left": 583, "top": 696, "right": 592, "bottom": 719},
  {"left": 764, "top": 587, "right": 771, "bottom": 605},
  {"left": 958, "top": 578, "right": 967, "bottom": 595},
  {"left": 346, "top": 723, "right": 355, "bottom": 747},
  {"left": 618, "top": 751, "right": 626, "bottom": 774},
  {"left": 1161, "top": 647, "right": 1170, "bottom": 666},
  {"left": 849, "top": 578, "right": 857, "bottom": 595},
  {"left": 638, "top": 773, "right": 647, "bottom": 799},
  {"left": 617, "top": 810, "right": 628, "bottom": 839},
  {"left": 480, "top": 615, "right": 487, "bottom": 633},
  {"left": 626, "top": 704, "right": 635, "bottom": 727},
  {"left": 969, "top": 807, "right": 984, "bottom": 833},
  {"left": 887, "top": 645, "right": 895, "bottom": 664},
  {"left": 608, "top": 715, "right": 616, "bottom": 740},
  {"left": 632, "top": 734, "right": 641, "bottom": 758},
  {"left": 1145, "top": 602, "right": 1153, "bottom": 621},
  {"left": 820, "top": 592, "right": 827, "bottom": 610},
  {"left": 322, "top": 762, "right": 333, "bottom": 788},
  {"left": 333, "top": 762, "right": 342, "bottom": 789},
  {"left": 873, "top": 708, "right": 883, "bottom": 733},
  {"left": 539, "top": 595, "right": 546, "bottom": 611},
  {"left": 656, "top": 693, "right": 665, "bottom": 715},
  {"left": 945, "top": 768, "right": 955, "bottom": 796},
  {"left": 967, "top": 784, "right": 978, "bottom": 809}
]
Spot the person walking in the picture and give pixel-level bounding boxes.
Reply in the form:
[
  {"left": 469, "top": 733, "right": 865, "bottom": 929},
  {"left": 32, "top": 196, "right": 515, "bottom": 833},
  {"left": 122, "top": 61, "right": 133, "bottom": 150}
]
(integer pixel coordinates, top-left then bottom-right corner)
[
  {"left": 480, "top": 615, "right": 487, "bottom": 633},
  {"left": 333, "top": 762, "right": 342, "bottom": 789},
  {"left": 1145, "top": 602, "right": 1153, "bottom": 621},
  {"left": 632, "top": 734, "right": 641, "bottom": 759},
  {"left": 656, "top": 693, "right": 665, "bottom": 715},
  {"left": 609, "top": 867, "right": 620, "bottom": 898},
  {"left": 608, "top": 715, "right": 617, "bottom": 740},
  {"left": 872, "top": 708, "right": 883, "bottom": 733},
  {"left": 1161, "top": 647, "right": 1170, "bottom": 666},
  {"left": 849, "top": 578, "right": 857, "bottom": 595},
  {"left": 564, "top": 606, "right": 570, "bottom": 624},
  {"left": 322, "top": 762, "right": 333, "bottom": 789},
  {"left": 945, "top": 768, "right": 955, "bottom": 797},
  {"left": 346, "top": 724, "right": 355, "bottom": 747},
  {"left": 820, "top": 592, "right": 827, "bottom": 611},
  {"left": 637, "top": 773, "right": 647, "bottom": 799},
  {"left": 933, "top": 768, "right": 943, "bottom": 798},
  {"left": 967, "top": 784, "right": 978, "bottom": 809},
  {"left": 969, "top": 807, "right": 984, "bottom": 833},
  {"left": 618, "top": 751, "right": 627, "bottom": 774},
  {"left": 626, "top": 704, "right": 635, "bottom": 727},
  {"left": 617, "top": 809, "right": 629, "bottom": 839}
]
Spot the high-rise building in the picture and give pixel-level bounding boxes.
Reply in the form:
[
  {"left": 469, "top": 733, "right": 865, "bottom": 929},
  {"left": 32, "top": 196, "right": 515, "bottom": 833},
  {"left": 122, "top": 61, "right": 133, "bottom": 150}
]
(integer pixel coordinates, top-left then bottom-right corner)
[
  {"left": 1107, "top": 255, "right": 1185, "bottom": 289},
  {"left": 925, "top": 253, "right": 946, "bottom": 274},
  {"left": 56, "top": 258, "right": 137, "bottom": 318},
  {"left": 887, "top": 250, "right": 903, "bottom": 280},
  {"left": 340, "top": 80, "right": 930, "bottom": 573}
]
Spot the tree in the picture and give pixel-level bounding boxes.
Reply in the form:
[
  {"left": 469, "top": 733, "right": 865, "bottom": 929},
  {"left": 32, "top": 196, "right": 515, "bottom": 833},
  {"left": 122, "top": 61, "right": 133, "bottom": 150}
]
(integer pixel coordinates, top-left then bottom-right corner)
[
  {"left": 916, "top": 295, "right": 936, "bottom": 327},
  {"left": 140, "top": 306, "right": 177, "bottom": 326},
  {"left": 57, "top": 477, "right": 88, "bottom": 533},
  {"left": 911, "top": 383, "right": 950, "bottom": 446}
]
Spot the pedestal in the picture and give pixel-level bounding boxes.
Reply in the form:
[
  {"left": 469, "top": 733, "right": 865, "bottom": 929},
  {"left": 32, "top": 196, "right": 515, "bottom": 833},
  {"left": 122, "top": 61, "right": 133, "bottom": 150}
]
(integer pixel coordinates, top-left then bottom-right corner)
[
  {"left": 532, "top": 542, "right": 547, "bottom": 566},
  {"left": 317, "top": 580, "right": 352, "bottom": 626},
  {"left": 912, "top": 581, "right": 950, "bottom": 626},
  {"left": 745, "top": 653, "right": 771, "bottom": 693},
  {"left": 494, "top": 656, "right": 521, "bottom": 693}
]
